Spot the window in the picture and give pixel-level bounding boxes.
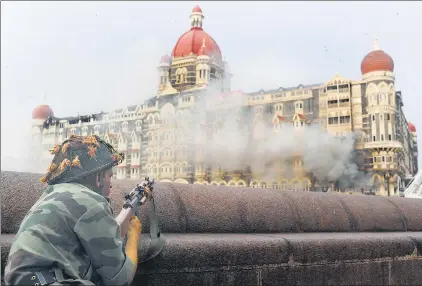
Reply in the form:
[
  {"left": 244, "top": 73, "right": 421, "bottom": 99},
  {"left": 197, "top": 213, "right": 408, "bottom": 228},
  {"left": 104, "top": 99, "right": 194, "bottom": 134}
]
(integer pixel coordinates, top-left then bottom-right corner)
[
  {"left": 373, "top": 136, "right": 376, "bottom": 141},
  {"left": 372, "top": 115, "right": 375, "bottom": 121},
  {"left": 381, "top": 134, "right": 384, "bottom": 141},
  {"left": 328, "top": 117, "right": 339, "bottom": 125},
  {"left": 340, "top": 116, "right": 351, "bottom": 124},
  {"left": 389, "top": 134, "right": 392, "bottom": 140},
  {"left": 94, "top": 125, "right": 101, "bottom": 135},
  {"left": 386, "top": 114, "right": 390, "bottom": 120}
]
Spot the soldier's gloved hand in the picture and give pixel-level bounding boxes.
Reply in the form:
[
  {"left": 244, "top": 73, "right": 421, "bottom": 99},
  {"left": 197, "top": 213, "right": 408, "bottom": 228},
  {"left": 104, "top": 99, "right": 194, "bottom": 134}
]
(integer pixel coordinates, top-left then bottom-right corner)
[
  {"left": 127, "top": 216, "right": 142, "bottom": 236},
  {"left": 125, "top": 216, "right": 142, "bottom": 266}
]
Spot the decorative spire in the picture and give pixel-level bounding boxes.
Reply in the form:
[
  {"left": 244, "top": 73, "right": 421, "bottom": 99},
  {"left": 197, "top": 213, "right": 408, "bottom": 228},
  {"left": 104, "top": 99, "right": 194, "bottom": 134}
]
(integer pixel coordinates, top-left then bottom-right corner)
[
  {"left": 372, "top": 37, "right": 380, "bottom": 51},
  {"left": 190, "top": 5, "right": 204, "bottom": 29},
  {"left": 198, "top": 37, "right": 209, "bottom": 57}
]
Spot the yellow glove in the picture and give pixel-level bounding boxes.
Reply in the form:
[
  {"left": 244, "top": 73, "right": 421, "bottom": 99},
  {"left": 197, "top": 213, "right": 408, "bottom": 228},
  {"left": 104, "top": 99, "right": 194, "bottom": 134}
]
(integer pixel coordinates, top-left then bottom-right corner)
[{"left": 125, "top": 216, "right": 142, "bottom": 265}]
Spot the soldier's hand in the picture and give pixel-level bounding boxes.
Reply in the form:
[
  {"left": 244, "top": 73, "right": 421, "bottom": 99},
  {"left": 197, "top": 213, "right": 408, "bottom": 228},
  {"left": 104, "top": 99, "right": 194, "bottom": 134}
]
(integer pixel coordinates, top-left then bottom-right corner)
[{"left": 127, "top": 216, "right": 142, "bottom": 235}]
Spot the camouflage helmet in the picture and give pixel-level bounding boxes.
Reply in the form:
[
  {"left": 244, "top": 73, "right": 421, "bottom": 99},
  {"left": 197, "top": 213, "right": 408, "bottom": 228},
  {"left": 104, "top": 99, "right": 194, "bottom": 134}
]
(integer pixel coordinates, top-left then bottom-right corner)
[{"left": 40, "top": 134, "right": 124, "bottom": 185}]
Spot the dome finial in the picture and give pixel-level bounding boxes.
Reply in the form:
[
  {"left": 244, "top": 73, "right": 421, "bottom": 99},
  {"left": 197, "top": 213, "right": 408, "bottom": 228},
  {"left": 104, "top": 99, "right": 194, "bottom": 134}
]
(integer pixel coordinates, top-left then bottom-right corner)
[
  {"left": 190, "top": 5, "right": 204, "bottom": 29},
  {"left": 372, "top": 37, "right": 380, "bottom": 51}
]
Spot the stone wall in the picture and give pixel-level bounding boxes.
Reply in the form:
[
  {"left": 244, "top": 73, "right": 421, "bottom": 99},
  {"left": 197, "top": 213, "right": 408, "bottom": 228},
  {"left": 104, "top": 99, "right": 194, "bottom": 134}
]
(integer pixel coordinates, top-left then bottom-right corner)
[{"left": 1, "top": 171, "right": 422, "bottom": 285}]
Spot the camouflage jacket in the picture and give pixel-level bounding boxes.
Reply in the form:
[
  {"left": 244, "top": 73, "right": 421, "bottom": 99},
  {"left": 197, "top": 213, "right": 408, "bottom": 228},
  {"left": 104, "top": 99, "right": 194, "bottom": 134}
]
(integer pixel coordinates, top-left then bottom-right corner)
[{"left": 4, "top": 183, "right": 135, "bottom": 286}]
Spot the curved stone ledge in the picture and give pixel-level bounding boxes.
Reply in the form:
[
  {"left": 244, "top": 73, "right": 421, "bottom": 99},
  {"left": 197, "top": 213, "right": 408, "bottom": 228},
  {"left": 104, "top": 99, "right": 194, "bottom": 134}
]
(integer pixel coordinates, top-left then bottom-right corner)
[
  {"left": 2, "top": 171, "right": 422, "bottom": 285},
  {"left": 2, "top": 232, "right": 422, "bottom": 285},
  {"left": 2, "top": 171, "right": 422, "bottom": 234}
]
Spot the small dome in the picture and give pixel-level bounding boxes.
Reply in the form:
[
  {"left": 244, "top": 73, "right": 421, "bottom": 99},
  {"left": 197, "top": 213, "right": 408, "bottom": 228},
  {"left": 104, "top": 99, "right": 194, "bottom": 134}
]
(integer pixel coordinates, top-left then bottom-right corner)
[
  {"left": 192, "top": 5, "right": 202, "bottom": 13},
  {"left": 409, "top": 122, "right": 416, "bottom": 133},
  {"left": 361, "top": 40, "right": 394, "bottom": 75},
  {"left": 32, "top": 105, "right": 54, "bottom": 119}
]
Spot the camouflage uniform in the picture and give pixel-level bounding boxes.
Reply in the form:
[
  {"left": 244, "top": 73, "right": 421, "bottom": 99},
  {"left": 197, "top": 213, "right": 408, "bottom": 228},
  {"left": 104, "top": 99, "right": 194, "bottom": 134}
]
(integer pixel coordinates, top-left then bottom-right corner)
[{"left": 4, "top": 135, "right": 134, "bottom": 286}]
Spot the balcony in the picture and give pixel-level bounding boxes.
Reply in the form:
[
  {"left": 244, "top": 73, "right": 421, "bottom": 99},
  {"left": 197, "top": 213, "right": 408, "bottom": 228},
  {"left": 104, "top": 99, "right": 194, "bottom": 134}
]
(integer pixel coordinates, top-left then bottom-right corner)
[
  {"left": 364, "top": 141, "right": 403, "bottom": 150},
  {"left": 338, "top": 103, "right": 351, "bottom": 108}
]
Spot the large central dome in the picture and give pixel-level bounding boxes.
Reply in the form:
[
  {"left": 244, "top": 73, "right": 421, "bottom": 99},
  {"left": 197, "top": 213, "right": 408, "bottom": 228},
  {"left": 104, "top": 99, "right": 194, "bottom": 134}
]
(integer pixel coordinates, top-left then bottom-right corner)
[{"left": 171, "top": 6, "right": 222, "bottom": 62}]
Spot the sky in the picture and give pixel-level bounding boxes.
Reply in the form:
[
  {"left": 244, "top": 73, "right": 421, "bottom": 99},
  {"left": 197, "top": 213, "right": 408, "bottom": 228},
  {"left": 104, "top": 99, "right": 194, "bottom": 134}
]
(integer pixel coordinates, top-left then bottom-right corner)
[{"left": 1, "top": 1, "right": 422, "bottom": 170}]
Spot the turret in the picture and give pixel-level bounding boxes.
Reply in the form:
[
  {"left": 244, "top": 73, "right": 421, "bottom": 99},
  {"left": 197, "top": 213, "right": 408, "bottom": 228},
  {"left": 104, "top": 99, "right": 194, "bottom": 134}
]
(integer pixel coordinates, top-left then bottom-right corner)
[
  {"left": 196, "top": 38, "right": 211, "bottom": 87},
  {"left": 190, "top": 5, "right": 204, "bottom": 29},
  {"left": 157, "top": 55, "right": 171, "bottom": 92}
]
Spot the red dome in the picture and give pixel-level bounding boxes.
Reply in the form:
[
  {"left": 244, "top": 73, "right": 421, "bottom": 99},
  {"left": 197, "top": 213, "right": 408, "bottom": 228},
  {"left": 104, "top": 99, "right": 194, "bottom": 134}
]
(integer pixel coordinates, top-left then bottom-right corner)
[
  {"left": 32, "top": 105, "right": 54, "bottom": 119},
  {"left": 361, "top": 50, "right": 394, "bottom": 75},
  {"left": 192, "top": 5, "right": 202, "bottom": 13},
  {"left": 409, "top": 122, "right": 416, "bottom": 133},
  {"left": 172, "top": 28, "right": 222, "bottom": 62}
]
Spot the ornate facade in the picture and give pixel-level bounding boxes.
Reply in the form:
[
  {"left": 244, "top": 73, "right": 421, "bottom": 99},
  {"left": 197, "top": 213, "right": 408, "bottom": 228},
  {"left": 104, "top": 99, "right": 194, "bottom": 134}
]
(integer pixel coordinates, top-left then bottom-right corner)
[{"left": 31, "top": 6, "right": 418, "bottom": 196}]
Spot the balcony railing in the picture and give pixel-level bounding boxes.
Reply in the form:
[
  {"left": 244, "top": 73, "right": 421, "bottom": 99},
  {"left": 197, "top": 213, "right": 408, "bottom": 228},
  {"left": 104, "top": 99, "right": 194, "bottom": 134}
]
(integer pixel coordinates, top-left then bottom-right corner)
[{"left": 364, "top": 141, "right": 403, "bottom": 150}]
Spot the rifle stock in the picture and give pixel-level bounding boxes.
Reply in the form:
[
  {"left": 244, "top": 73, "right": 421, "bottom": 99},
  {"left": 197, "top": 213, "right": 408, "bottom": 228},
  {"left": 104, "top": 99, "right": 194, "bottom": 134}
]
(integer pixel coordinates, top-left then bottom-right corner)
[{"left": 116, "top": 207, "right": 134, "bottom": 238}]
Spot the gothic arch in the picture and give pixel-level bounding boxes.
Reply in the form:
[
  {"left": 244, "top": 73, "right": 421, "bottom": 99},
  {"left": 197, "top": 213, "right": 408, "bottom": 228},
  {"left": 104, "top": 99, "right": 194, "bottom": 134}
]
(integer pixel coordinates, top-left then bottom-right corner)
[
  {"left": 280, "top": 179, "right": 288, "bottom": 191},
  {"left": 250, "top": 180, "right": 259, "bottom": 188},
  {"left": 291, "top": 179, "right": 301, "bottom": 191},
  {"left": 227, "top": 180, "right": 237, "bottom": 187},
  {"left": 303, "top": 178, "right": 311, "bottom": 191},
  {"left": 237, "top": 180, "right": 246, "bottom": 187},
  {"left": 366, "top": 82, "right": 378, "bottom": 94},
  {"left": 174, "top": 178, "right": 189, "bottom": 184},
  {"left": 372, "top": 174, "right": 383, "bottom": 190}
]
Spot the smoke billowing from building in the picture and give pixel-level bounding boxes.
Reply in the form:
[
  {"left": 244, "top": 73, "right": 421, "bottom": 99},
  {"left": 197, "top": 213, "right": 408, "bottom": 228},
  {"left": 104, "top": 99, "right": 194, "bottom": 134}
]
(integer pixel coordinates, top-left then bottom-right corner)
[
  {"left": 1, "top": 126, "right": 47, "bottom": 174},
  {"left": 173, "top": 83, "right": 370, "bottom": 189}
]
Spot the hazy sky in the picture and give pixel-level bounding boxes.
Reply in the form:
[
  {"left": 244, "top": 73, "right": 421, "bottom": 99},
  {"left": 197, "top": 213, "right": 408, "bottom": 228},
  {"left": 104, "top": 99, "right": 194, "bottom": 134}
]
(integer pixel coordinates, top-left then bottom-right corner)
[{"left": 2, "top": 1, "right": 421, "bottom": 168}]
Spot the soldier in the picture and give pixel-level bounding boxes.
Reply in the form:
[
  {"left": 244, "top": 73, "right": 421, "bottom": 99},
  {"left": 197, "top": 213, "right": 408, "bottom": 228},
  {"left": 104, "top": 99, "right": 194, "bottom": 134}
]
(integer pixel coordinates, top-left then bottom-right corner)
[{"left": 4, "top": 134, "right": 141, "bottom": 286}]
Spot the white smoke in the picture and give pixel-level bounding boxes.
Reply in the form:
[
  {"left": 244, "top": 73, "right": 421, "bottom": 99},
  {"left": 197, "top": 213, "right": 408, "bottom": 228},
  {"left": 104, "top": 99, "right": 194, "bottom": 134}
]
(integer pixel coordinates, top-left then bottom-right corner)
[
  {"left": 175, "top": 82, "right": 370, "bottom": 189},
  {"left": 1, "top": 125, "right": 46, "bottom": 174}
]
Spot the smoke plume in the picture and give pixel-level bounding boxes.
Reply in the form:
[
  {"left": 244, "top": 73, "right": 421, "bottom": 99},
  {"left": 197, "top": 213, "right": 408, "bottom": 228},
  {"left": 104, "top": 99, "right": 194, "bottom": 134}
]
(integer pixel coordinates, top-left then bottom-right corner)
[{"left": 176, "top": 83, "right": 369, "bottom": 189}]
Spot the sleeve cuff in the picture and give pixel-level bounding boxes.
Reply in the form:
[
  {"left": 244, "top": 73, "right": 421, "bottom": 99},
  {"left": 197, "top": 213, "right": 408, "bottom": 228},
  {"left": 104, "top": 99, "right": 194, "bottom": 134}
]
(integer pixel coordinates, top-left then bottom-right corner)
[{"left": 102, "top": 254, "right": 136, "bottom": 286}]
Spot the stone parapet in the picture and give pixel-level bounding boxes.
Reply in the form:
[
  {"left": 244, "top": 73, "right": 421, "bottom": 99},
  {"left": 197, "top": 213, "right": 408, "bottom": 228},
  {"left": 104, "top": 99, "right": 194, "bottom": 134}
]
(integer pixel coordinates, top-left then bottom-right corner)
[{"left": 1, "top": 171, "right": 422, "bottom": 285}]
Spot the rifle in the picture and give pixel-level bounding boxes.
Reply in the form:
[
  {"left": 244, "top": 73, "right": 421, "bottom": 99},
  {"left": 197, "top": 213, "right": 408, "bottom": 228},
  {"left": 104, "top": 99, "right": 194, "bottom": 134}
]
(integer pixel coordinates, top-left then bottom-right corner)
[
  {"left": 115, "top": 177, "right": 165, "bottom": 262},
  {"left": 116, "top": 177, "right": 154, "bottom": 237}
]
